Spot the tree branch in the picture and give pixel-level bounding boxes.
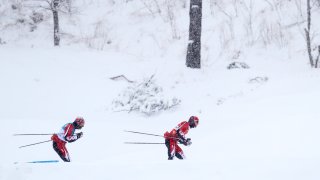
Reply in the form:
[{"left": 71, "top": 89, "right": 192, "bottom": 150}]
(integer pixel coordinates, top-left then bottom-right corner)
[
  {"left": 110, "top": 75, "right": 135, "bottom": 83},
  {"left": 315, "top": 46, "right": 320, "bottom": 68}
]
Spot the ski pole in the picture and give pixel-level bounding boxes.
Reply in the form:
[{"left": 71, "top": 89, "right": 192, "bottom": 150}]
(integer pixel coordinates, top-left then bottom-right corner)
[
  {"left": 13, "top": 133, "right": 55, "bottom": 136},
  {"left": 124, "top": 130, "right": 180, "bottom": 140},
  {"left": 19, "top": 140, "right": 52, "bottom": 148},
  {"left": 124, "top": 130, "right": 164, "bottom": 137},
  {"left": 124, "top": 142, "right": 165, "bottom": 144},
  {"left": 124, "top": 142, "right": 183, "bottom": 144}
]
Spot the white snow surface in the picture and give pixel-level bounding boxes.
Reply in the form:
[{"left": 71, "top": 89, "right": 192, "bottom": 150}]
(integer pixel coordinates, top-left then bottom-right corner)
[
  {"left": 1, "top": 45, "right": 320, "bottom": 180},
  {"left": 1, "top": 0, "right": 320, "bottom": 180}
]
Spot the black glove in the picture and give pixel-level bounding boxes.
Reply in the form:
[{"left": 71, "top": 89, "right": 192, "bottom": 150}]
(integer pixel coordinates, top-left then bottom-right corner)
[
  {"left": 77, "top": 132, "right": 83, "bottom": 139},
  {"left": 184, "top": 138, "right": 192, "bottom": 146}
]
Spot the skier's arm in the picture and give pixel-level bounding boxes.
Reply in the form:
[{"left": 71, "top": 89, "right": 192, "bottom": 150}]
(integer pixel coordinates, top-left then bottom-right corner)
[
  {"left": 177, "top": 129, "right": 191, "bottom": 146},
  {"left": 65, "top": 132, "right": 82, "bottom": 142},
  {"left": 177, "top": 129, "right": 186, "bottom": 143},
  {"left": 64, "top": 124, "right": 83, "bottom": 142}
]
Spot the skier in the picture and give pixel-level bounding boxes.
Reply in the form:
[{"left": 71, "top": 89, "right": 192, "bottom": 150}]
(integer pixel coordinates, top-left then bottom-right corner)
[
  {"left": 164, "top": 116, "right": 199, "bottom": 160},
  {"left": 51, "top": 117, "right": 85, "bottom": 162}
]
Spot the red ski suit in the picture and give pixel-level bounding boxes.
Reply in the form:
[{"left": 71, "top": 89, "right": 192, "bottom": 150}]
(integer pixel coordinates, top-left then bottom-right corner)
[
  {"left": 164, "top": 121, "right": 190, "bottom": 160},
  {"left": 51, "top": 123, "right": 80, "bottom": 162}
]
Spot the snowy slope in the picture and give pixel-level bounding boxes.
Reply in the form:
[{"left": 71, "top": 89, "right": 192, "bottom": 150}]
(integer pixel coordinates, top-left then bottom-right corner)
[{"left": 1, "top": 45, "right": 320, "bottom": 180}]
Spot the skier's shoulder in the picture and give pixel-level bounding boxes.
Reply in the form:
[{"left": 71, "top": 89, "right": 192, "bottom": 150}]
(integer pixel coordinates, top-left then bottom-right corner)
[
  {"left": 179, "top": 121, "right": 189, "bottom": 127},
  {"left": 175, "top": 121, "right": 189, "bottom": 130},
  {"left": 63, "top": 122, "right": 76, "bottom": 133}
]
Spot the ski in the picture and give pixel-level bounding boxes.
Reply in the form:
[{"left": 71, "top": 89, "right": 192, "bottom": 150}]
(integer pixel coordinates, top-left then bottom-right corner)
[
  {"left": 27, "top": 160, "right": 59, "bottom": 163},
  {"left": 14, "top": 160, "right": 59, "bottom": 164}
]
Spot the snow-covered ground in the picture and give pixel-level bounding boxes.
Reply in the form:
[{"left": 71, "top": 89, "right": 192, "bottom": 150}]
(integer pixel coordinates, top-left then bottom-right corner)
[
  {"left": 1, "top": 45, "right": 320, "bottom": 180},
  {"left": 1, "top": 0, "right": 320, "bottom": 180}
]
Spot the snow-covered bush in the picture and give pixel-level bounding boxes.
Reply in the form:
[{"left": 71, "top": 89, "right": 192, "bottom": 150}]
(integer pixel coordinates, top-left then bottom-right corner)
[
  {"left": 81, "top": 20, "right": 112, "bottom": 50},
  {"left": 29, "top": 11, "right": 44, "bottom": 32},
  {"left": 30, "top": 11, "right": 44, "bottom": 24},
  {"left": 112, "top": 75, "right": 181, "bottom": 116},
  {"left": 227, "top": 62, "right": 250, "bottom": 69}
]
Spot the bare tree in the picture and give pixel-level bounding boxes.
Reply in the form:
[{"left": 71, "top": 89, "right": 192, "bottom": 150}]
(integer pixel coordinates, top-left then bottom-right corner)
[
  {"left": 25, "top": 0, "right": 72, "bottom": 46},
  {"left": 186, "top": 0, "right": 202, "bottom": 69},
  {"left": 304, "top": 0, "right": 320, "bottom": 68},
  {"left": 52, "top": 0, "right": 60, "bottom": 46}
]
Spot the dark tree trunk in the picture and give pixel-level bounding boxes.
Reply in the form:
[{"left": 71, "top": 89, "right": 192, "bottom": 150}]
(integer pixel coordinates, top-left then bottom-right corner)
[
  {"left": 186, "top": 0, "right": 202, "bottom": 69},
  {"left": 53, "top": 0, "right": 60, "bottom": 46},
  {"left": 305, "top": 0, "right": 314, "bottom": 67},
  {"left": 316, "top": 46, "right": 320, "bottom": 68}
]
